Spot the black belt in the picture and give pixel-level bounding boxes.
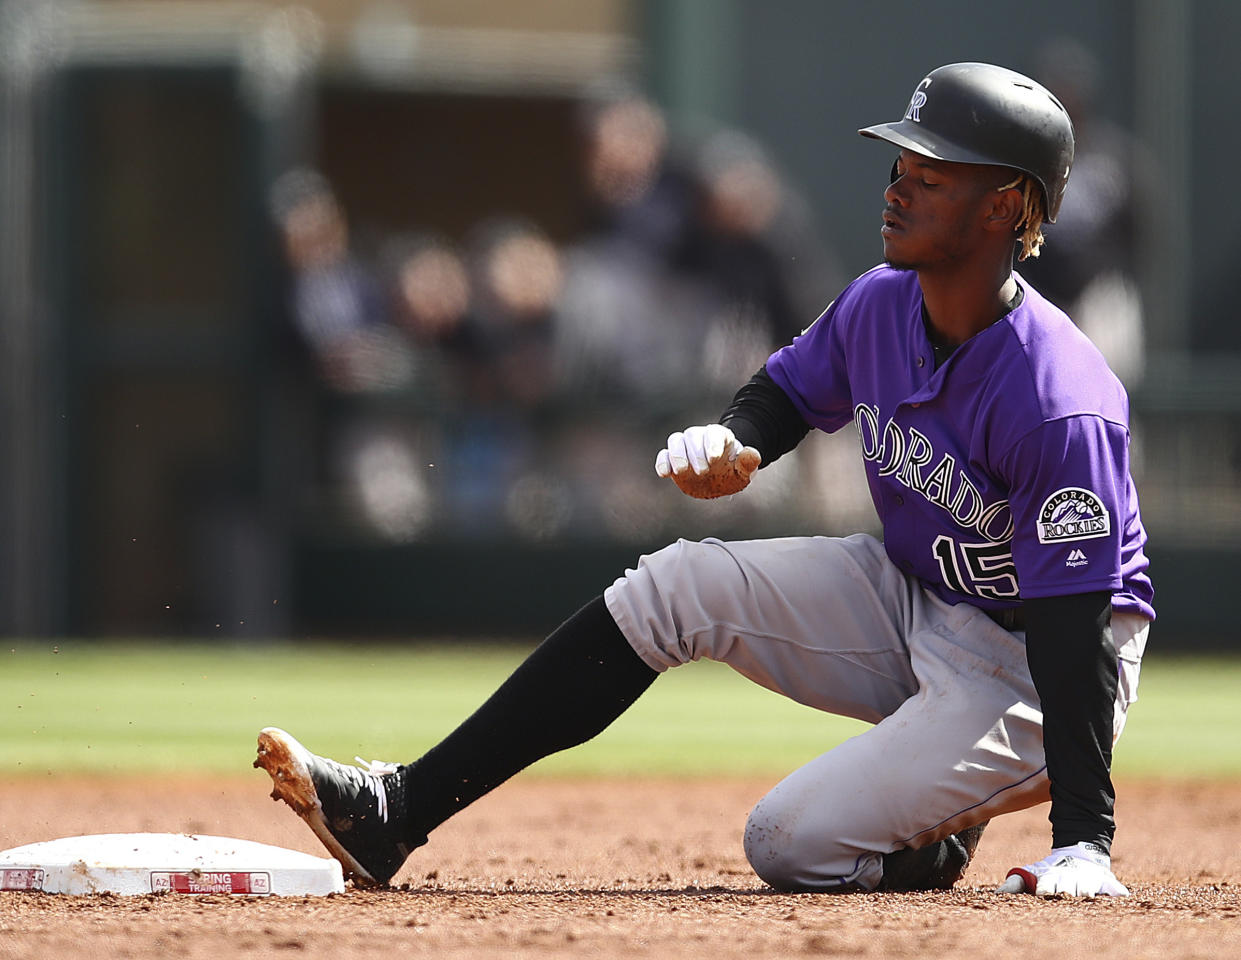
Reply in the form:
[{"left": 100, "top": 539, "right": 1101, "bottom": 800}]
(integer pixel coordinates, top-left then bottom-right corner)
[{"left": 985, "top": 606, "right": 1026, "bottom": 631}]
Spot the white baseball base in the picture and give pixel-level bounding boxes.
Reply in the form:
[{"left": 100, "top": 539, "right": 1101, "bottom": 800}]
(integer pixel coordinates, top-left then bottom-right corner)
[{"left": 0, "top": 833, "right": 344, "bottom": 896}]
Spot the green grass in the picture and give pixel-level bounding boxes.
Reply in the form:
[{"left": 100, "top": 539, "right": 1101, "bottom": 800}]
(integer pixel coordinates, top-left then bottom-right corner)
[
  {"left": 2, "top": 642, "right": 1238, "bottom": 779},
  {"left": 1110, "top": 654, "right": 1241, "bottom": 778}
]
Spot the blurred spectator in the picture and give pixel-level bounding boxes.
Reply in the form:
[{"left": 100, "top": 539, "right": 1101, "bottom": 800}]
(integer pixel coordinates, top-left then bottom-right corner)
[
  {"left": 578, "top": 92, "right": 696, "bottom": 263},
  {"left": 270, "top": 168, "right": 426, "bottom": 542},
  {"left": 302, "top": 232, "right": 488, "bottom": 545},
  {"left": 1021, "top": 38, "right": 1148, "bottom": 386},
  {"left": 381, "top": 231, "right": 483, "bottom": 404},
  {"left": 679, "top": 131, "right": 796, "bottom": 346},
  {"left": 269, "top": 167, "right": 411, "bottom": 393},
  {"left": 557, "top": 100, "right": 846, "bottom": 539},
  {"left": 561, "top": 100, "right": 841, "bottom": 412},
  {"left": 467, "top": 217, "right": 565, "bottom": 413},
  {"left": 557, "top": 93, "right": 702, "bottom": 405},
  {"left": 675, "top": 128, "right": 842, "bottom": 389},
  {"left": 427, "top": 217, "right": 571, "bottom": 540},
  {"left": 557, "top": 241, "right": 713, "bottom": 408}
]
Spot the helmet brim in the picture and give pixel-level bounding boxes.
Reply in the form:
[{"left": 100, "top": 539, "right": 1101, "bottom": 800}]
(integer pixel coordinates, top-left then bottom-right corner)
[{"left": 858, "top": 121, "right": 1006, "bottom": 170}]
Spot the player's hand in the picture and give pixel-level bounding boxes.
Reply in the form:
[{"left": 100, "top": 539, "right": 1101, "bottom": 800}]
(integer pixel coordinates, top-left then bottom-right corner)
[
  {"left": 997, "top": 842, "right": 1129, "bottom": 898},
  {"left": 655, "top": 424, "right": 761, "bottom": 500}
]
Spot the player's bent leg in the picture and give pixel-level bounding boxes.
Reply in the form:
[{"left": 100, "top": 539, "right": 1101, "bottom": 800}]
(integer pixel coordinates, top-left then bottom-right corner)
[
  {"left": 742, "top": 600, "right": 1053, "bottom": 892},
  {"left": 745, "top": 604, "right": 1145, "bottom": 895},
  {"left": 605, "top": 534, "right": 1029, "bottom": 893},
  {"left": 741, "top": 703, "right": 1046, "bottom": 892}
]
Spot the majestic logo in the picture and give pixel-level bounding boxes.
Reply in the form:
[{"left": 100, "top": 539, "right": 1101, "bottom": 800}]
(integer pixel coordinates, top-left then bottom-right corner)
[
  {"left": 1037, "top": 488, "right": 1111, "bottom": 544},
  {"left": 1066, "top": 549, "right": 1089, "bottom": 568},
  {"left": 905, "top": 78, "right": 932, "bottom": 122}
]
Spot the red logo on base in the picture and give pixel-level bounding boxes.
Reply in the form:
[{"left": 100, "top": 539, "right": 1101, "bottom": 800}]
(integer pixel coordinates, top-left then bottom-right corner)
[
  {"left": 1, "top": 868, "right": 45, "bottom": 891},
  {"left": 150, "top": 871, "right": 271, "bottom": 895}
]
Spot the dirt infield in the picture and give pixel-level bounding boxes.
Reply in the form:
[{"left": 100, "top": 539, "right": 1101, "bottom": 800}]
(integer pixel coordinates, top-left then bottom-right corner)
[{"left": 1, "top": 775, "right": 1238, "bottom": 959}]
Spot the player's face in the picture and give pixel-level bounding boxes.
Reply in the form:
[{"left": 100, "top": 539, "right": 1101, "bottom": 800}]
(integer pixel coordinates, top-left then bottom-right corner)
[{"left": 880, "top": 151, "right": 996, "bottom": 271}]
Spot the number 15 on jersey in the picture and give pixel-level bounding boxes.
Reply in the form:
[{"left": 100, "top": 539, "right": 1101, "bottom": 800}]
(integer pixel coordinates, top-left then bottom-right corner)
[{"left": 932, "top": 535, "right": 1020, "bottom": 600}]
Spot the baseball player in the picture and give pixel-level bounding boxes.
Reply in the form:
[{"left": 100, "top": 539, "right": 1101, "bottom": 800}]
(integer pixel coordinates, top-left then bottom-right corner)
[{"left": 256, "top": 62, "right": 1153, "bottom": 898}]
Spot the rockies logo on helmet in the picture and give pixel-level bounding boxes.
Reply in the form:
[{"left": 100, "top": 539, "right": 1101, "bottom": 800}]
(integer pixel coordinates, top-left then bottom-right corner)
[{"left": 904, "top": 79, "right": 932, "bottom": 123}]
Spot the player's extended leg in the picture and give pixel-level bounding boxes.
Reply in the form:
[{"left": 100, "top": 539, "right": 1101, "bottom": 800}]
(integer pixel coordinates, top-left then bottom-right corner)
[
  {"left": 254, "top": 530, "right": 921, "bottom": 886},
  {"left": 256, "top": 594, "right": 660, "bottom": 885}
]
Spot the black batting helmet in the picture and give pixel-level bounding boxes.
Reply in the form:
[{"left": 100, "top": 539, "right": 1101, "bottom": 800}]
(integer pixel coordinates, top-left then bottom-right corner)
[{"left": 859, "top": 62, "right": 1075, "bottom": 222}]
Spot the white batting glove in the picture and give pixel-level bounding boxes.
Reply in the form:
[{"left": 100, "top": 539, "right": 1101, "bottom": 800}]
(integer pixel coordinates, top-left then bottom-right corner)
[
  {"left": 655, "top": 424, "right": 761, "bottom": 500},
  {"left": 997, "top": 842, "right": 1129, "bottom": 898}
]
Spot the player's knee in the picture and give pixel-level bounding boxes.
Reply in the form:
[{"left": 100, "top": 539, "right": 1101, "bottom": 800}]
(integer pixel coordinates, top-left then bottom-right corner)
[
  {"left": 743, "top": 798, "right": 881, "bottom": 892},
  {"left": 609, "top": 537, "right": 735, "bottom": 669},
  {"left": 638, "top": 536, "right": 709, "bottom": 581},
  {"left": 743, "top": 814, "right": 799, "bottom": 890},
  {"left": 743, "top": 802, "right": 825, "bottom": 892}
]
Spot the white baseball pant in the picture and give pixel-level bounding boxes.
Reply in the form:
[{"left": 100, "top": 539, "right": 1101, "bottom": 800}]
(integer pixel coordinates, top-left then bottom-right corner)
[{"left": 603, "top": 533, "right": 1148, "bottom": 891}]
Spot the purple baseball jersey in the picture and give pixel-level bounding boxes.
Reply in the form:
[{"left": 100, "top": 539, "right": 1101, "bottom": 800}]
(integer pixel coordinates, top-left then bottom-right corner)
[{"left": 766, "top": 265, "right": 1155, "bottom": 620}]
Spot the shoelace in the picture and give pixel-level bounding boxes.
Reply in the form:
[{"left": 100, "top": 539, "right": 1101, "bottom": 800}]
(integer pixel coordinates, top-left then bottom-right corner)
[{"left": 331, "top": 757, "right": 400, "bottom": 823}]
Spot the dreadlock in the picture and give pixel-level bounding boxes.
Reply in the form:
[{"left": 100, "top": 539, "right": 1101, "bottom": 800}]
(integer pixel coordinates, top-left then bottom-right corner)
[{"left": 997, "top": 173, "right": 1046, "bottom": 261}]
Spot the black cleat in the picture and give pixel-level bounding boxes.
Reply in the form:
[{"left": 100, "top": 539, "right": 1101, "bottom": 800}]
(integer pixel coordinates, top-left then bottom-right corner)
[
  {"left": 878, "top": 820, "right": 990, "bottom": 892},
  {"left": 954, "top": 820, "right": 989, "bottom": 862},
  {"left": 254, "top": 727, "right": 414, "bottom": 886}
]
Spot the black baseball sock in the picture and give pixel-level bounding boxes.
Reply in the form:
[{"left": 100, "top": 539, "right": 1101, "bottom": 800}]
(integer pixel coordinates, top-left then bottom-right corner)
[{"left": 395, "top": 594, "right": 658, "bottom": 847}]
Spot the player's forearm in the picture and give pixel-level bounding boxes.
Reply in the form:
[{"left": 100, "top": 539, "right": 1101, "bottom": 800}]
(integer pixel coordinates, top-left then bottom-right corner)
[
  {"left": 719, "top": 365, "right": 810, "bottom": 466},
  {"left": 1023, "top": 591, "right": 1119, "bottom": 851}
]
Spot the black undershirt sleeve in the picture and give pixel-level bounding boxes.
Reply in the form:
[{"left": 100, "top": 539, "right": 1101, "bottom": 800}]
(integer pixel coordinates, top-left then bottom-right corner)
[
  {"left": 719, "top": 365, "right": 811, "bottom": 466},
  {"left": 1023, "top": 590, "right": 1119, "bottom": 852}
]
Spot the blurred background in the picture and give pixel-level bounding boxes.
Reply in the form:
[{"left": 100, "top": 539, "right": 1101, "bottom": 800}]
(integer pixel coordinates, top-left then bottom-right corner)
[{"left": 0, "top": 0, "right": 1235, "bottom": 645}]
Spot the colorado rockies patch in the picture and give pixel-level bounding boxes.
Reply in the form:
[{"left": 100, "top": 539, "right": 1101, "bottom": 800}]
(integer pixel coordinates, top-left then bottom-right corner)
[{"left": 1037, "top": 487, "right": 1111, "bottom": 544}]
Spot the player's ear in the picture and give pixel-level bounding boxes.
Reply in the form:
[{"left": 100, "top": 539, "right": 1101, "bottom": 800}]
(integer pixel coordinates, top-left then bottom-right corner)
[{"left": 982, "top": 182, "right": 1024, "bottom": 233}]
